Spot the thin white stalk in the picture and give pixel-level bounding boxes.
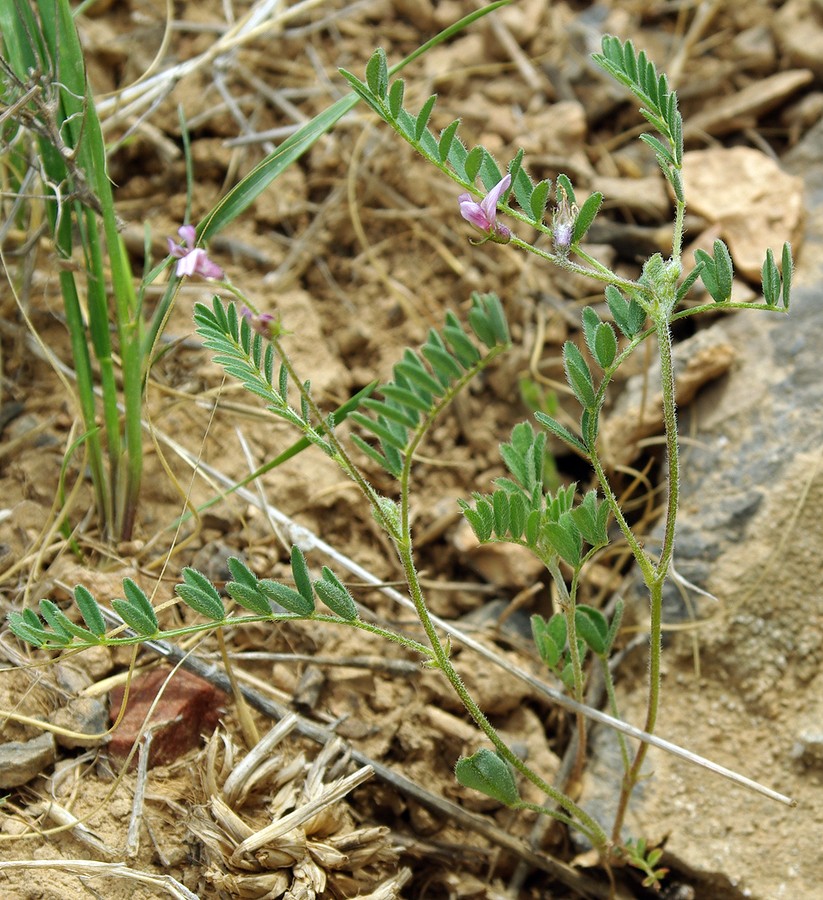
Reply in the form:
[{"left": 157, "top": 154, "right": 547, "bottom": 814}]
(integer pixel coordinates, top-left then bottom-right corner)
[
  {"left": 0, "top": 860, "right": 199, "bottom": 899},
  {"left": 96, "top": 0, "right": 336, "bottom": 123}
]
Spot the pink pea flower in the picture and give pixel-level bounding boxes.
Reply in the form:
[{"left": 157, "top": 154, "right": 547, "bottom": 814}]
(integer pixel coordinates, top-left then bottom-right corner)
[
  {"left": 167, "top": 224, "right": 224, "bottom": 280},
  {"left": 458, "top": 174, "right": 512, "bottom": 243},
  {"left": 240, "top": 306, "right": 280, "bottom": 338}
]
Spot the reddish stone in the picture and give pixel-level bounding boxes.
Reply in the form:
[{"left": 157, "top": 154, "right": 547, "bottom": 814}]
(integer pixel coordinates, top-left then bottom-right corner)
[{"left": 109, "top": 666, "right": 227, "bottom": 767}]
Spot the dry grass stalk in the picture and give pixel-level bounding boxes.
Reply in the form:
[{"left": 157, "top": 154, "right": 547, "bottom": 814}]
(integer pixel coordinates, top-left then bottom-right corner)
[{"left": 0, "top": 858, "right": 199, "bottom": 899}]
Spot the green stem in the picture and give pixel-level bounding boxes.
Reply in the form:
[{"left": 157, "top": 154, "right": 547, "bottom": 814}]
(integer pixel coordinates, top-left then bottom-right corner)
[
  {"left": 159, "top": 382, "right": 376, "bottom": 536},
  {"left": 391, "top": 442, "right": 605, "bottom": 845},
  {"left": 547, "top": 559, "right": 587, "bottom": 783},
  {"left": 653, "top": 315, "right": 680, "bottom": 580},
  {"left": 221, "top": 295, "right": 606, "bottom": 846},
  {"left": 610, "top": 315, "right": 679, "bottom": 841},
  {"left": 671, "top": 193, "right": 686, "bottom": 262},
  {"left": 397, "top": 541, "right": 609, "bottom": 850},
  {"left": 600, "top": 656, "right": 631, "bottom": 774},
  {"left": 270, "top": 336, "right": 398, "bottom": 540},
  {"left": 550, "top": 561, "right": 584, "bottom": 699},
  {"left": 46, "top": 613, "right": 435, "bottom": 656},
  {"left": 610, "top": 577, "right": 663, "bottom": 842},
  {"left": 509, "top": 236, "right": 642, "bottom": 294},
  {"left": 589, "top": 448, "right": 655, "bottom": 586},
  {"left": 671, "top": 300, "right": 788, "bottom": 323}
]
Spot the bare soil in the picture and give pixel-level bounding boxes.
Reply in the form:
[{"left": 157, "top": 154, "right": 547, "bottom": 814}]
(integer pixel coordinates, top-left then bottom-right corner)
[{"left": 1, "top": 1, "right": 821, "bottom": 898}]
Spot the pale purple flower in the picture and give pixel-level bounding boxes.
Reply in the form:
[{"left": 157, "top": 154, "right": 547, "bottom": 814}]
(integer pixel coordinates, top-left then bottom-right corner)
[
  {"left": 240, "top": 305, "right": 279, "bottom": 338},
  {"left": 167, "top": 225, "right": 224, "bottom": 279},
  {"left": 458, "top": 174, "right": 512, "bottom": 243}
]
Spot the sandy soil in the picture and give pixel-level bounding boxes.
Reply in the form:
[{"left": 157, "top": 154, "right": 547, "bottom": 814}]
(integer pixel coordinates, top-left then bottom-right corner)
[{"left": 1, "top": 1, "right": 821, "bottom": 898}]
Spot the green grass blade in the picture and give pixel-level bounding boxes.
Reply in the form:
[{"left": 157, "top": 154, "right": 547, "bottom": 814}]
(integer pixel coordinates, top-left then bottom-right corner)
[{"left": 55, "top": 1, "right": 144, "bottom": 537}]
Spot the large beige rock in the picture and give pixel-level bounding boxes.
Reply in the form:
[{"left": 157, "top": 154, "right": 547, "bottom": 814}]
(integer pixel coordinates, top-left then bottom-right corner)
[{"left": 682, "top": 147, "right": 804, "bottom": 280}]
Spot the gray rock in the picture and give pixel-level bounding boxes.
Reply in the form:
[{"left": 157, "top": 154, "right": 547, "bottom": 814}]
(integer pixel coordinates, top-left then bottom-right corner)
[
  {"left": 50, "top": 697, "right": 109, "bottom": 750},
  {"left": 790, "top": 731, "right": 823, "bottom": 769},
  {"left": 579, "top": 109, "right": 823, "bottom": 898},
  {"left": 0, "top": 732, "right": 55, "bottom": 788}
]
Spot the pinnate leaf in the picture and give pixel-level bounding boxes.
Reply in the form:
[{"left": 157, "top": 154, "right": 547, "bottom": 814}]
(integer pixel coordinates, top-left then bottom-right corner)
[
  {"left": 781, "top": 242, "right": 793, "bottom": 309},
  {"left": 469, "top": 292, "right": 509, "bottom": 347},
  {"left": 556, "top": 173, "right": 576, "bottom": 204},
  {"left": 176, "top": 568, "right": 225, "bottom": 620},
  {"left": 605, "top": 285, "right": 646, "bottom": 338},
  {"left": 443, "top": 313, "right": 481, "bottom": 367},
  {"left": 762, "top": 248, "right": 780, "bottom": 306},
  {"left": 415, "top": 94, "right": 437, "bottom": 141},
  {"left": 492, "top": 490, "right": 510, "bottom": 537},
  {"left": 226, "top": 556, "right": 259, "bottom": 589},
  {"left": 174, "top": 585, "right": 224, "bottom": 621},
  {"left": 459, "top": 496, "right": 494, "bottom": 542},
  {"left": 575, "top": 605, "right": 608, "bottom": 655},
  {"left": 570, "top": 490, "right": 609, "bottom": 547},
  {"left": 9, "top": 611, "right": 50, "bottom": 647},
  {"left": 508, "top": 150, "right": 533, "bottom": 213},
  {"left": 112, "top": 598, "right": 157, "bottom": 636},
  {"left": 639, "top": 133, "right": 675, "bottom": 167},
  {"left": 593, "top": 322, "right": 617, "bottom": 369},
  {"left": 388, "top": 78, "right": 404, "bottom": 118},
  {"left": 529, "top": 179, "right": 551, "bottom": 222},
  {"left": 543, "top": 517, "right": 583, "bottom": 568},
  {"left": 225, "top": 581, "right": 272, "bottom": 615},
  {"left": 478, "top": 152, "right": 503, "bottom": 191},
  {"left": 38, "top": 600, "right": 75, "bottom": 642},
  {"left": 465, "top": 145, "right": 484, "bottom": 182},
  {"left": 290, "top": 546, "right": 314, "bottom": 604},
  {"left": 712, "top": 239, "right": 733, "bottom": 301},
  {"left": 438, "top": 119, "right": 460, "bottom": 162},
  {"left": 531, "top": 613, "right": 565, "bottom": 668}
]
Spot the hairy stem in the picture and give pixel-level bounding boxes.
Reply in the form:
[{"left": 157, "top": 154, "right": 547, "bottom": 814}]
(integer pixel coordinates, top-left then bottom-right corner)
[
  {"left": 397, "top": 540, "right": 609, "bottom": 849},
  {"left": 511, "top": 236, "right": 641, "bottom": 294},
  {"left": 271, "top": 337, "right": 400, "bottom": 540},
  {"left": 610, "top": 314, "right": 679, "bottom": 841},
  {"left": 671, "top": 192, "right": 686, "bottom": 263},
  {"left": 600, "top": 656, "right": 631, "bottom": 774},
  {"left": 548, "top": 559, "right": 587, "bottom": 785}
]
